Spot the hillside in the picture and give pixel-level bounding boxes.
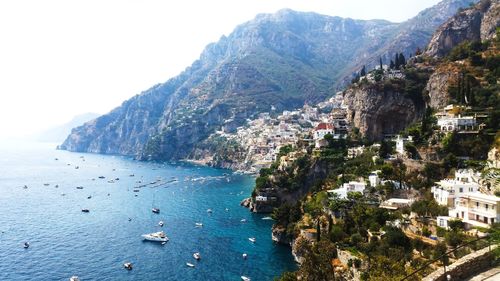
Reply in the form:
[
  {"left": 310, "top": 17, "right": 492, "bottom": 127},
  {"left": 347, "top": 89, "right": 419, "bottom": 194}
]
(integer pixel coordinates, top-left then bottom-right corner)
[{"left": 60, "top": 0, "right": 477, "bottom": 161}]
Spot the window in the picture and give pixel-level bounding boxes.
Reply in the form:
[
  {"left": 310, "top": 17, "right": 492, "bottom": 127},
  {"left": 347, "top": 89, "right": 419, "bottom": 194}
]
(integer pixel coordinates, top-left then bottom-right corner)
[
  {"left": 459, "top": 188, "right": 463, "bottom": 193},
  {"left": 485, "top": 204, "right": 489, "bottom": 210},
  {"left": 476, "top": 202, "right": 479, "bottom": 208}
]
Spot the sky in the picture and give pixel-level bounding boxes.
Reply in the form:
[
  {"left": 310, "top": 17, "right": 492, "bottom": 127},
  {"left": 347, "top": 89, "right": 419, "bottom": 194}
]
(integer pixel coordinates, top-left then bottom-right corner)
[{"left": 0, "top": 0, "right": 441, "bottom": 139}]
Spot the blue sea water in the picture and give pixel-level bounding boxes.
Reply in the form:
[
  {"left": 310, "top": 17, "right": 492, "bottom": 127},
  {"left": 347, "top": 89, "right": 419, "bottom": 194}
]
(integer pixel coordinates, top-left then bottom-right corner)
[{"left": 0, "top": 141, "right": 296, "bottom": 281}]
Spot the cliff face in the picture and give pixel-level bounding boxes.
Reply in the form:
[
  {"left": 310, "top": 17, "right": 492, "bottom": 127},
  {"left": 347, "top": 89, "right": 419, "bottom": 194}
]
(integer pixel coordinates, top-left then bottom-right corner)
[
  {"left": 343, "top": 84, "right": 425, "bottom": 141},
  {"left": 426, "top": 0, "right": 499, "bottom": 57},
  {"left": 425, "top": 64, "right": 460, "bottom": 109}
]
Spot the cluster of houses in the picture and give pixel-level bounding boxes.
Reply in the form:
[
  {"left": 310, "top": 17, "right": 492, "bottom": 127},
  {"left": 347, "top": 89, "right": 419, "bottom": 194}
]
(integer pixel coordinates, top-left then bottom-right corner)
[
  {"left": 217, "top": 94, "right": 349, "bottom": 173},
  {"left": 433, "top": 169, "right": 500, "bottom": 229},
  {"left": 435, "top": 104, "right": 485, "bottom": 133}
]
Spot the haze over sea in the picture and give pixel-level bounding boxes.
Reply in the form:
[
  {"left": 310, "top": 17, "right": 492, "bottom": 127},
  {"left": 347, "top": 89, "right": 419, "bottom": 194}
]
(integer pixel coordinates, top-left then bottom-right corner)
[{"left": 0, "top": 141, "right": 296, "bottom": 280}]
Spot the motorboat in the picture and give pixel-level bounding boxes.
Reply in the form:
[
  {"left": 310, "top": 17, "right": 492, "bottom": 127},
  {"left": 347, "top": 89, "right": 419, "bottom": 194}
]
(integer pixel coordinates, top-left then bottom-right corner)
[
  {"left": 193, "top": 252, "right": 201, "bottom": 260},
  {"left": 76, "top": 186, "right": 84, "bottom": 189},
  {"left": 43, "top": 183, "right": 50, "bottom": 186},
  {"left": 242, "top": 253, "right": 248, "bottom": 259},
  {"left": 240, "top": 219, "right": 247, "bottom": 223},
  {"left": 248, "top": 237, "right": 256, "bottom": 243},
  {"left": 241, "top": 276, "right": 251, "bottom": 281},
  {"left": 158, "top": 221, "right": 164, "bottom": 227},
  {"left": 87, "top": 196, "right": 92, "bottom": 199},
  {"left": 206, "top": 209, "right": 213, "bottom": 213},
  {"left": 23, "top": 185, "right": 28, "bottom": 189},
  {"left": 23, "top": 242, "right": 29, "bottom": 249},
  {"left": 81, "top": 209, "right": 90, "bottom": 213},
  {"left": 98, "top": 176, "right": 105, "bottom": 179},
  {"left": 123, "top": 262, "right": 133, "bottom": 270},
  {"left": 195, "top": 223, "right": 203, "bottom": 227},
  {"left": 141, "top": 231, "right": 168, "bottom": 242},
  {"left": 152, "top": 208, "right": 160, "bottom": 214},
  {"left": 186, "top": 262, "right": 195, "bottom": 268},
  {"left": 69, "top": 276, "right": 80, "bottom": 281},
  {"left": 262, "top": 216, "right": 273, "bottom": 220}
]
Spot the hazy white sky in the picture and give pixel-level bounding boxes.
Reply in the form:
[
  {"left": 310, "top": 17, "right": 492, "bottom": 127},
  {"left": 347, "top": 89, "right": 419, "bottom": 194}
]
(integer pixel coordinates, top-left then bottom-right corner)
[{"left": 0, "top": 0, "right": 440, "bottom": 138}]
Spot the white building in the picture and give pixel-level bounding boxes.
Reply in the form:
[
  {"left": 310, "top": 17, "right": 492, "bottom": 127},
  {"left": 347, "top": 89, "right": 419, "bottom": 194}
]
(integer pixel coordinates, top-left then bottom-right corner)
[
  {"left": 327, "top": 181, "right": 366, "bottom": 199},
  {"left": 255, "top": 196, "right": 268, "bottom": 202},
  {"left": 313, "top": 123, "right": 334, "bottom": 148},
  {"left": 432, "top": 169, "right": 480, "bottom": 207},
  {"left": 449, "top": 193, "right": 500, "bottom": 228},
  {"left": 380, "top": 198, "right": 413, "bottom": 210},
  {"left": 394, "top": 135, "right": 413, "bottom": 155},
  {"left": 437, "top": 115, "right": 476, "bottom": 132},
  {"left": 368, "top": 171, "right": 381, "bottom": 187}
]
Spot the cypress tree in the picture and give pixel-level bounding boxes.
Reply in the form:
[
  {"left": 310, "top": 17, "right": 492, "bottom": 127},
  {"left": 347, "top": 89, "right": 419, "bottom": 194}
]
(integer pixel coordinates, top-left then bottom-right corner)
[
  {"left": 398, "top": 53, "right": 406, "bottom": 68},
  {"left": 379, "top": 57, "right": 383, "bottom": 70},
  {"left": 316, "top": 220, "right": 321, "bottom": 241},
  {"left": 360, "top": 65, "right": 366, "bottom": 77},
  {"left": 390, "top": 60, "right": 395, "bottom": 69},
  {"left": 395, "top": 53, "right": 400, "bottom": 69}
]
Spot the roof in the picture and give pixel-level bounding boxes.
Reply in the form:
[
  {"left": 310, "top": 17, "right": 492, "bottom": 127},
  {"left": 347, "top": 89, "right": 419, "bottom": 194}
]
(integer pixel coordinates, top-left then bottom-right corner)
[
  {"left": 315, "top": 123, "right": 334, "bottom": 131},
  {"left": 459, "top": 192, "right": 500, "bottom": 203}
]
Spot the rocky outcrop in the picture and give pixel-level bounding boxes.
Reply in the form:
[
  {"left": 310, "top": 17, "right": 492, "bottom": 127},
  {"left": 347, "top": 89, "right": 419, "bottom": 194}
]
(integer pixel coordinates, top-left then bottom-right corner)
[
  {"left": 343, "top": 84, "right": 425, "bottom": 141},
  {"left": 272, "top": 225, "right": 292, "bottom": 245},
  {"left": 426, "top": 0, "right": 500, "bottom": 57},
  {"left": 425, "top": 64, "right": 461, "bottom": 109}
]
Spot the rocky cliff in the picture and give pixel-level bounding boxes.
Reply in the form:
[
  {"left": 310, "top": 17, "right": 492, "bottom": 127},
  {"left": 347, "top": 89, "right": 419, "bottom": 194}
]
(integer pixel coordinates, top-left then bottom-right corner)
[
  {"left": 61, "top": 0, "right": 475, "bottom": 161},
  {"left": 343, "top": 79, "right": 427, "bottom": 141},
  {"left": 426, "top": 0, "right": 499, "bottom": 57}
]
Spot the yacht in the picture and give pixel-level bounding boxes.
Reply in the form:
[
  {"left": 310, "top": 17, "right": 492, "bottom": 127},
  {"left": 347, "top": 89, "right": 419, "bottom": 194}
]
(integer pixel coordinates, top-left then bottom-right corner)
[
  {"left": 141, "top": 231, "right": 169, "bottom": 242},
  {"left": 241, "top": 276, "right": 251, "bottom": 281},
  {"left": 152, "top": 208, "right": 160, "bottom": 214},
  {"left": 123, "top": 262, "right": 133, "bottom": 270},
  {"left": 193, "top": 252, "right": 201, "bottom": 260},
  {"left": 248, "top": 237, "right": 256, "bottom": 243},
  {"left": 195, "top": 223, "right": 203, "bottom": 227}
]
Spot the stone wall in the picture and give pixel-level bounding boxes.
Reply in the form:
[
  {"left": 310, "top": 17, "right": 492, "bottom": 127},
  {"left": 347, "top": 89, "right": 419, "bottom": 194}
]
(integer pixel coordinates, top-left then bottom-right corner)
[{"left": 423, "top": 244, "right": 498, "bottom": 281}]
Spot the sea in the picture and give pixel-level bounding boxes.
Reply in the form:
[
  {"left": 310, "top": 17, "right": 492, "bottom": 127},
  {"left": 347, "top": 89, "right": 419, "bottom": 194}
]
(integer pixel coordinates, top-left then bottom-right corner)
[{"left": 0, "top": 141, "right": 296, "bottom": 281}]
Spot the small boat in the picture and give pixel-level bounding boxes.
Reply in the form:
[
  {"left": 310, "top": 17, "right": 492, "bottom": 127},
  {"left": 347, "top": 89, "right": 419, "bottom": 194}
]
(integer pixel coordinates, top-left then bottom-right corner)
[
  {"left": 69, "top": 276, "right": 80, "bottom": 281},
  {"left": 129, "top": 174, "right": 135, "bottom": 177},
  {"left": 98, "top": 176, "right": 105, "bottom": 179},
  {"left": 241, "top": 276, "right": 251, "bottom": 281},
  {"left": 87, "top": 196, "right": 92, "bottom": 199},
  {"left": 152, "top": 208, "right": 160, "bottom": 214},
  {"left": 195, "top": 223, "right": 203, "bottom": 227},
  {"left": 193, "top": 252, "right": 201, "bottom": 260},
  {"left": 115, "top": 178, "right": 120, "bottom": 181},
  {"left": 81, "top": 209, "right": 90, "bottom": 213},
  {"left": 76, "top": 186, "right": 84, "bottom": 189},
  {"left": 24, "top": 242, "right": 29, "bottom": 248},
  {"left": 55, "top": 184, "right": 59, "bottom": 188},
  {"left": 262, "top": 216, "right": 273, "bottom": 220},
  {"left": 158, "top": 221, "right": 164, "bottom": 227},
  {"left": 186, "top": 262, "right": 195, "bottom": 268},
  {"left": 207, "top": 209, "right": 213, "bottom": 213},
  {"left": 75, "top": 166, "right": 79, "bottom": 169},
  {"left": 141, "top": 231, "right": 168, "bottom": 242},
  {"left": 123, "top": 262, "right": 133, "bottom": 270},
  {"left": 54, "top": 158, "right": 58, "bottom": 161},
  {"left": 242, "top": 253, "right": 247, "bottom": 259},
  {"left": 43, "top": 183, "right": 50, "bottom": 186},
  {"left": 240, "top": 219, "right": 247, "bottom": 223},
  {"left": 128, "top": 218, "right": 132, "bottom": 222},
  {"left": 133, "top": 189, "right": 140, "bottom": 192},
  {"left": 23, "top": 185, "right": 28, "bottom": 189},
  {"left": 248, "top": 237, "right": 256, "bottom": 243},
  {"left": 225, "top": 208, "right": 229, "bottom": 211}
]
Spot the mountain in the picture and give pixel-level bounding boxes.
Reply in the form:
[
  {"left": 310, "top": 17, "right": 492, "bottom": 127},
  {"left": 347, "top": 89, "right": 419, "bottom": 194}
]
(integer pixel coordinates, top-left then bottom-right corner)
[
  {"left": 37, "top": 113, "right": 100, "bottom": 143},
  {"left": 60, "top": 0, "right": 477, "bottom": 160}
]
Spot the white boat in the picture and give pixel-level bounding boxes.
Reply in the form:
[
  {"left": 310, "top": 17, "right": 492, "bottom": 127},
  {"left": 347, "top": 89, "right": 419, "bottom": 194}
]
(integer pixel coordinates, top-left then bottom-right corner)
[
  {"left": 240, "top": 219, "right": 247, "bottom": 223},
  {"left": 193, "top": 252, "right": 201, "bottom": 260},
  {"left": 23, "top": 242, "right": 29, "bottom": 248},
  {"left": 141, "top": 231, "right": 169, "bottom": 242},
  {"left": 69, "top": 276, "right": 80, "bottom": 281},
  {"left": 123, "top": 262, "right": 133, "bottom": 270},
  {"left": 242, "top": 253, "right": 248, "bottom": 259},
  {"left": 186, "top": 262, "right": 195, "bottom": 268},
  {"left": 262, "top": 216, "right": 273, "bottom": 220},
  {"left": 195, "top": 223, "right": 203, "bottom": 227},
  {"left": 241, "top": 276, "right": 251, "bottom": 281},
  {"left": 206, "top": 209, "right": 213, "bottom": 213},
  {"left": 248, "top": 237, "right": 256, "bottom": 243},
  {"left": 158, "top": 221, "right": 164, "bottom": 227},
  {"left": 152, "top": 208, "right": 160, "bottom": 214}
]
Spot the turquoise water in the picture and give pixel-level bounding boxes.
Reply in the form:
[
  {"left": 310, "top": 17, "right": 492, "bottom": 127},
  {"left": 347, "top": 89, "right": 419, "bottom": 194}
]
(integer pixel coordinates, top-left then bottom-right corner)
[{"left": 0, "top": 141, "right": 296, "bottom": 280}]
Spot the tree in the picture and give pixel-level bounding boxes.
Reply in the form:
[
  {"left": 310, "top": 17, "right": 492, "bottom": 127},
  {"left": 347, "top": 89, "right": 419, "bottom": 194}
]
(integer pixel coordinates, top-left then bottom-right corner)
[
  {"left": 398, "top": 53, "right": 406, "bottom": 68},
  {"left": 395, "top": 53, "right": 400, "bottom": 69},
  {"left": 379, "top": 57, "right": 383, "bottom": 70},
  {"left": 390, "top": 60, "right": 395, "bottom": 69},
  {"left": 360, "top": 65, "right": 366, "bottom": 77},
  {"left": 316, "top": 219, "right": 321, "bottom": 241}
]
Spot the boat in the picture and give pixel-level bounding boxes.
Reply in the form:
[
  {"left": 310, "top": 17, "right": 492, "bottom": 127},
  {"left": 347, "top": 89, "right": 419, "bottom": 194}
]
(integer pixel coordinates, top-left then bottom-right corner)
[
  {"left": 133, "top": 189, "right": 140, "bottom": 192},
  {"left": 55, "top": 184, "right": 59, "bottom": 188},
  {"left": 115, "top": 178, "right": 120, "bottom": 181},
  {"left": 23, "top": 242, "right": 29, "bottom": 248},
  {"left": 242, "top": 253, "right": 248, "bottom": 259},
  {"left": 262, "top": 216, "right": 273, "bottom": 220},
  {"left": 241, "top": 276, "right": 251, "bottom": 281},
  {"left": 129, "top": 174, "right": 135, "bottom": 177},
  {"left": 75, "top": 166, "right": 79, "bottom": 169},
  {"left": 76, "top": 186, "right": 84, "bottom": 189},
  {"left": 87, "top": 196, "right": 92, "bottom": 199},
  {"left": 69, "top": 276, "right": 80, "bottom": 281},
  {"left": 240, "top": 219, "right": 247, "bottom": 223},
  {"left": 152, "top": 208, "right": 160, "bottom": 214},
  {"left": 123, "top": 262, "right": 133, "bottom": 270},
  {"left": 186, "top": 262, "right": 195, "bottom": 268},
  {"left": 248, "top": 237, "right": 256, "bottom": 243},
  {"left": 98, "top": 176, "right": 105, "bottom": 179},
  {"left": 81, "top": 209, "right": 90, "bottom": 213},
  {"left": 195, "top": 223, "right": 203, "bottom": 227},
  {"left": 23, "top": 185, "right": 28, "bottom": 189},
  {"left": 206, "top": 209, "right": 213, "bottom": 213},
  {"left": 193, "top": 252, "right": 201, "bottom": 260},
  {"left": 158, "top": 221, "right": 164, "bottom": 227},
  {"left": 43, "top": 183, "right": 50, "bottom": 186},
  {"left": 225, "top": 208, "right": 229, "bottom": 211},
  {"left": 141, "top": 231, "right": 168, "bottom": 242}
]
